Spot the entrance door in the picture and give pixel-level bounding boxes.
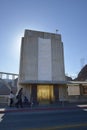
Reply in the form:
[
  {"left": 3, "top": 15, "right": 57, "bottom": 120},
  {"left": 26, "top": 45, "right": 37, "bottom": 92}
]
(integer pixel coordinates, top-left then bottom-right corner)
[{"left": 37, "top": 85, "right": 53, "bottom": 104}]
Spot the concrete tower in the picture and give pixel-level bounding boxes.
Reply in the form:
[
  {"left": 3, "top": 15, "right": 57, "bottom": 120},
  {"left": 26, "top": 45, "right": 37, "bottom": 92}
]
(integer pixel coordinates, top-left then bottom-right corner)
[{"left": 18, "top": 30, "right": 67, "bottom": 104}]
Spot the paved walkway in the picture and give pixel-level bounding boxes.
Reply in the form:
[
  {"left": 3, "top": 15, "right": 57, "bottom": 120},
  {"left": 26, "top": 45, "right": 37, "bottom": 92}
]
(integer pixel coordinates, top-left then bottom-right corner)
[{"left": 0, "top": 102, "right": 87, "bottom": 113}]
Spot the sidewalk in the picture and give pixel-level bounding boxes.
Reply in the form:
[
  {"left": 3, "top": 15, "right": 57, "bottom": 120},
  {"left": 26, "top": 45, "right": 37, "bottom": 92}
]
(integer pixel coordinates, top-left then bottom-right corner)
[{"left": 0, "top": 102, "right": 87, "bottom": 113}]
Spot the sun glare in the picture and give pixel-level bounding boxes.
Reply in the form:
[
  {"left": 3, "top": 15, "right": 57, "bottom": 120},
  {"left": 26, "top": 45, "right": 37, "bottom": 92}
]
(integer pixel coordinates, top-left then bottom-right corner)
[{"left": 11, "top": 32, "right": 23, "bottom": 58}]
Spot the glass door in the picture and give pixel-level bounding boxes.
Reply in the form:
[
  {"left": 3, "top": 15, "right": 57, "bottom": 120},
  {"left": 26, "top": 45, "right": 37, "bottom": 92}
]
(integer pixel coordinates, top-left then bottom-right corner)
[{"left": 37, "top": 85, "right": 53, "bottom": 104}]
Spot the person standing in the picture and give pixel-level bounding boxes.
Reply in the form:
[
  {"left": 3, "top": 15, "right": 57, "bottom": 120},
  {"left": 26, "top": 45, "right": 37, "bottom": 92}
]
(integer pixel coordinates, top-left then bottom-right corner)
[
  {"left": 9, "top": 91, "right": 14, "bottom": 107},
  {"left": 15, "top": 88, "right": 23, "bottom": 108}
]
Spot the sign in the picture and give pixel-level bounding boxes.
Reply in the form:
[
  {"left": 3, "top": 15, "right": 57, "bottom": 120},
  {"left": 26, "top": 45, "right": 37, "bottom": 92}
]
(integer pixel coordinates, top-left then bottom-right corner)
[{"left": 68, "top": 85, "right": 80, "bottom": 95}]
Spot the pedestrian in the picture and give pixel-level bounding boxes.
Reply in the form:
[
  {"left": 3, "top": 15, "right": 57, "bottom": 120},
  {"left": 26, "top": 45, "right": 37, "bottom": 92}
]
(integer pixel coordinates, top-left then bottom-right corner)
[
  {"left": 9, "top": 91, "right": 14, "bottom": 107},
  {"left": 24, "top": 96, "right": 29, "bottom": 104},
  {"left": 15, "top": 88, "right": 23, "bottom": 108}
]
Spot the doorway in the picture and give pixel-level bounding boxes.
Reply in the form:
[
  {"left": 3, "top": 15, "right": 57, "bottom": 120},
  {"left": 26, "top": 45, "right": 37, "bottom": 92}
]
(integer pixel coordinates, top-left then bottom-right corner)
[{"left": 37, "top": 85, "right": 53, "bottom": 104}]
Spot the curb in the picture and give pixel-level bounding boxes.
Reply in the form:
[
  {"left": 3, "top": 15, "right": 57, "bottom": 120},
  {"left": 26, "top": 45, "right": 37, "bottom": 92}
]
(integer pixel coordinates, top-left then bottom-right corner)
[{"left": 0, "top": 106, "right": 87, "bottom": 113}]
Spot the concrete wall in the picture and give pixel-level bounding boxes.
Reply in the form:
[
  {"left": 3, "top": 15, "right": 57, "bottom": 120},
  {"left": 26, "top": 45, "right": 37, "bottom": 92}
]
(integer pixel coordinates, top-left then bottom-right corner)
[
  {"left": 18, "top": 30, "right": 65, "bottom": 83},
  {"left": 38, "top": 38, "right": 52, "bottom": 81},
  {"left": 59, "top": 85, "right": 68, "bottom": 101},
  {"left": 19, "top": 36, "right": 38, "bottom": 82},
  {"left": 51, "top": 39, "right": 65, "bottom": 81}
]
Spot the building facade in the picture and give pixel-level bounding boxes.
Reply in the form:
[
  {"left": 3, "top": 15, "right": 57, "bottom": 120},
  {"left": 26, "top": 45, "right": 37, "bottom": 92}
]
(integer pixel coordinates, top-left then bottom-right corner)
[{"left": 18, "top": 30, "right": 68, "bottom": 104}]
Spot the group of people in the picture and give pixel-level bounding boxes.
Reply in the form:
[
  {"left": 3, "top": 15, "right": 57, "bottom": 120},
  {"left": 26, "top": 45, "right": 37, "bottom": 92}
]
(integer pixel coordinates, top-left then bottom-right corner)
[{"left": 9, "top": 88, "right": 24, "bottom": 108}]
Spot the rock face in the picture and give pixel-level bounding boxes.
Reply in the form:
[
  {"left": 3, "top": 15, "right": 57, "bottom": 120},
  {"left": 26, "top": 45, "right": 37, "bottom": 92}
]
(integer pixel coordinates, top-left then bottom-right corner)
[
  {"left": 75, "top": 64, "right": 87, "bottom": 81},
  {"left": 65, "top": 64, "right": 87, "bottom": 81}
]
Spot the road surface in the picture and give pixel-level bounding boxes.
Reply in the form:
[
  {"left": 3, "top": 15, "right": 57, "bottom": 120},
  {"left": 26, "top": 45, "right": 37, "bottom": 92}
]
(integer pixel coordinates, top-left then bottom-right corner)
[{"left": 0, "top": 108, "right": 87, "bottom": 130}]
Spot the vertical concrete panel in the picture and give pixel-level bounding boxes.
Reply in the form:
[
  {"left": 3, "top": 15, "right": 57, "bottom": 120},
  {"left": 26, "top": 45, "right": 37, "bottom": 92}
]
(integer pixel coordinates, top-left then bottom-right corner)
[
  {"left": 53, "top": 85, "right": 59, "bottom": 101},
  {"left": 51, "top": 39, "right": 65, "bottom": 81},
  {"left": 18, "top": 38, "right": 25, "bottom": 82},
  {"left": 19, "top": 36, "right": 38, "bottom": 82},
  {"left": 31, "top": 84, "right": 37, "bottom": 103},
  {"left": 23, "top": 85, "right": 31, "bottom": 101},
  {"left": 38, "top": 38, "right": 52, "bottom": 81},
  {"left": 59, "top": 86, "right": 68, "bottom": 101}
]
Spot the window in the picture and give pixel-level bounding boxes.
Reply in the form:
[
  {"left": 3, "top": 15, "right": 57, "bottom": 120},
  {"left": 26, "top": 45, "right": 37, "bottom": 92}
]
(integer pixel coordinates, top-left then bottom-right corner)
[{"left": 83, "top": 86, "right": 87, "bottom": 95}]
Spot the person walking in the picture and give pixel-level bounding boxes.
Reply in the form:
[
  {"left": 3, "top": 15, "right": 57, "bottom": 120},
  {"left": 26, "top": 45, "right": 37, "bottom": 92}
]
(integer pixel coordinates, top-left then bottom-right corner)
[
  {"left": 15, "top": 88, "right": 23, "bottom": 108},
  {"left": 9, "top": 91, "right": 14, "bottom": 107}
]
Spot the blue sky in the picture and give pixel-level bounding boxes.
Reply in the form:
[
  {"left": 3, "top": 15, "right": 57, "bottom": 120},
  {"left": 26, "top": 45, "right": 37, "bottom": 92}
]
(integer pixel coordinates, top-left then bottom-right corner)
[{"left": 0, "top": 0, "right": 87, "bottom": 78}]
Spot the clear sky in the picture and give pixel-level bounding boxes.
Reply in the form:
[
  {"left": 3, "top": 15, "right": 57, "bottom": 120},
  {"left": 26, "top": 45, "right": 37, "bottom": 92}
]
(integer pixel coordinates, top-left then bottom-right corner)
[{"left": 0, "top": 0, "right": 87, "bottom": 78}]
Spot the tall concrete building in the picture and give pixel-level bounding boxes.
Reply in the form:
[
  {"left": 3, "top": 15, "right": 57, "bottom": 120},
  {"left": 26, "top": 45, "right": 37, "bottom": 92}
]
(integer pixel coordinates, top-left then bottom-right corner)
[{"left": 18, "top": 30, "right": 68, "bottom": 104}]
